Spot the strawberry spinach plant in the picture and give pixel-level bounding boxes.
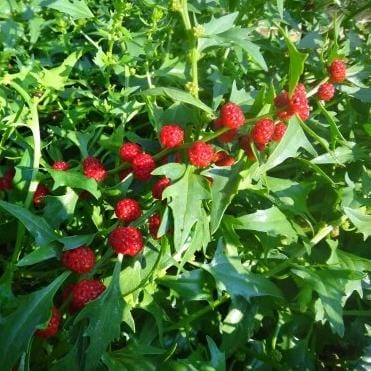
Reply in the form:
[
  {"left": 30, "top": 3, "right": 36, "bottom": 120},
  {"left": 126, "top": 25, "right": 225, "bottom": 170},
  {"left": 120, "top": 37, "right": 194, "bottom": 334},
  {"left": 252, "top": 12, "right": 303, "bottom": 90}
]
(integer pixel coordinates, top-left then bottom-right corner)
[{"left": 0, "top": 0, "right": 370, "bottom": 370}]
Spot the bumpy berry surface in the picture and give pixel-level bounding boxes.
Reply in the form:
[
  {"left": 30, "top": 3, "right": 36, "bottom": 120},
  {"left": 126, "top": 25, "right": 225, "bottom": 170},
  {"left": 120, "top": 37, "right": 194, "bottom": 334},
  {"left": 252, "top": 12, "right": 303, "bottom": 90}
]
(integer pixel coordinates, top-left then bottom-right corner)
[
  {"left": 213, "top": 151, "right": 235, "bottom": 166},
  {"left": 188, "top": 141, "right": 214, "bottom": 167},
  {"left": 152, "top": 177, "right": 171, "bottom": 200},
  {"left": 317, "top": 82, "right": 335, "bottom": 101},
  {"left": 115, "top": 198, "right": 142, "bottom": 223},
  {"left": 219, "top": 102, "right": 245, "bottom": 129},
  {"left": 61, "top": 246, "right": 96, "bottom": 274},
  {"left": 33, "top": 184, "right": 49, "bottom": 205},
  {"left": 159, "top": 124, "right": 184, "bottom": 148},
  {"left": 52, "top": 161, "right": 70, "bottom": 171},
  {"left": 83, "top": 157, "right": 107, "bottom": 182},
  {"left": 132, "top": 153, "right": 156, "bottom": 181},
  {"left": 289, "top": 84, "right": 310, "bottom": 121},
  {"left": 71, "top": 280, "right": 106, "bottom": 310},
  {"left": 109, "top": 226, "right": 144, "bottom": 255},
  {"left": 274, "top": 91, "right": 289, "bottom": 108},
  {"left": 213, "top": 118, "right": 237, "bottom": 143},
  {"left": 272, "top": 122, "right": 287, "bottom": 142},
  {"left": 119, "top": 143, "right": 142, "bottom": 163},
  {"left": 149, "top": 213, "right": 161, "bottom": 239},
  {"left": 251, "top": 119, "right": 275, "bottom": 146},
  {"left": 329, "top": 59, "right": 346, "bottom": 83},
  {"left": 35, "top": 307, "right": 61, "bottom": 339}
]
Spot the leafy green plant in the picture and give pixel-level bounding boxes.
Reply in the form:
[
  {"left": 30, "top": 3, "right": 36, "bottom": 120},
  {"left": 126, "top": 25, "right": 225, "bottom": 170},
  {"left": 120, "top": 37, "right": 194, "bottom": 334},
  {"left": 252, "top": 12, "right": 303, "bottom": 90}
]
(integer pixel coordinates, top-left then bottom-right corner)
[{"left": 0, "top": 0, "right": 370, "bottom": 370}]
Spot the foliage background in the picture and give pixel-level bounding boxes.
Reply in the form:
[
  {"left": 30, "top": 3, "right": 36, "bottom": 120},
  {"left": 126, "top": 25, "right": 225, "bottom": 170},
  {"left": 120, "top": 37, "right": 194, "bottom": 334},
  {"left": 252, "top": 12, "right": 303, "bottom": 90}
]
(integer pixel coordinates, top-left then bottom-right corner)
[{"left": 0, "top": 0, "right": 370, "bottom": 370}]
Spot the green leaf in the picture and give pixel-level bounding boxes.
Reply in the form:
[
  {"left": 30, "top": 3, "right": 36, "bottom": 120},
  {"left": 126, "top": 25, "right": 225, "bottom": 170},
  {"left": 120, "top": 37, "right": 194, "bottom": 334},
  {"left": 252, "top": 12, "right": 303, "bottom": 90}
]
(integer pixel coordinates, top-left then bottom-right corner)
[
  {"left": 0, "top": 200, "right": 58, "bottom": 246},
  {"left": 42, "top": 0, "right": 93, "bottom": 19},
  {"left": 39, "top": 51, "right": 83, "bottom": 90},
  {"left": 141, "top": 87, "right": 214, "bottom": 114},
  {"left": 58, "top": 234, "right": 96, "bottom": 250},
  {"left": 163, "top": 167, "right": 210, "bottom": 250},
  {"left": 207, "top": 336, "right": 226, "bottom": 371},
  {"left": 343, "top": 207, "right": 371, "bottom": 240},
  {"left": 43, "top": 188, "right": 79, "bottom": 228},
  {"left": 0, "top": 272, "right": 70, "bottom": 370},
  {"left": 235, "top": 206, "right": 297, "bottom": 243},
  {"left": 281, "top": 29, "right": 308, "bottom": 95},
  {"left": 159, "top": 269, "right": 213, "bottom": 301},
  {"left": 202, "top": 160, "right": 244, "bottom": 234},
  {"left": 151, "top": 163, "right": 186, "bottom": 181},
  {"left": 277, "top": 0, "right": 284, "bottom": 19},
  {"left": 258, "top": 115, "right": 317, "bottom": 174},
  {"left": 17, "top": 245, "right": 58, "bottom": 267},
  {"left": 202, "top": 12, "right": 238, "bottom": 36},
  {"left": 74, "top": 260, "right": 124, "bottom": 370},
  {"left": 292, "top": 268, "right": 362, "bottom": 336},
  {"left": 203, "top": 240, "right": 282, "bottom": 300},
  {"left": 48, "top": 169, "right": 101, "bottom": 200}
]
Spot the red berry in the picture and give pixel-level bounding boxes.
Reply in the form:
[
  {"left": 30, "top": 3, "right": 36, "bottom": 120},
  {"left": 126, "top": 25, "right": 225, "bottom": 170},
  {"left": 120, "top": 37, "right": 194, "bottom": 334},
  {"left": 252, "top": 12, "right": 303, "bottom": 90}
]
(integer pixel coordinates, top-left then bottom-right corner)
[
  {"left": 33, "top": 184, "right": 49, "bottom": 205},
  {"left": 71, "top": 280, "right": 106, "bottom": 310},
  {"left": 213, "top": 151, "right": 235, "bottom": 166},
  {"left": 188, "top": 141, "right": 214, "bottom": 168},
  {"left": 35, "top": 307, "right": 61, "bottom": 339},
  {"left": 132, "top": 153, "right": 156, "bottom": 181},
  {"left": 272, "top": 122, "right": 287, "bottom": 142},
  {"left": 109, "top": 226, "right": 144, "bottom": 256},
  {"left": 52, "top": 161, "right": 70, "bottom": 171},
  {"left": 119, "top": 143, "right": 142, "bottom": 163},
  {"left": 0, "top": 167, "right": 15, "bottom": 190},
  {"left": 317, "top": 83, "right": 335, "bottom": 101},
  {"left": 239, "top": 135, "right": 256, "bottom": 161},
  {"left": 159, "top": 124, "right": 184, "bottom": 148},
  {"left": 213, "top": 118, "right": 237, "bottom": 143},
  {"left": 289, "top": 84, "right": 310, "bottom": 121},
  {"left": 83, "top": 157, "right": 107, "bottom": 182},
  {"left": 152, "top": 177, "right": 171, "bottom": 200},
  {"left": 329, "top": 59, "right": 346, "bottom": 83},
  {"left": 61, "top": 246, "right": 96, "bottom": 274},
  {"left": 274, "top": 91, "right": 289, "bottom": 108},
  {"left": 149, "top": 214, "right": 161, "bottom": 239},
  {"left": 219, "top": 102, "right": 245, "bottom": 129},
  {"left": 251, "top": 119, "right": 275, "bottom": 146},
  {"left": 115, "top": 198, "right": 142, "bottom": 223}
]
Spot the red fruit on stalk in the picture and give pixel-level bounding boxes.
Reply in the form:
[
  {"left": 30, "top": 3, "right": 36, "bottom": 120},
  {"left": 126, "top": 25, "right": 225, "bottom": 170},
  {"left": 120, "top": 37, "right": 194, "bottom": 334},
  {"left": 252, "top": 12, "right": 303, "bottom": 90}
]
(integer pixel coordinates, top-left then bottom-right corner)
[
  {"left": 71, "top": 280, "right": 106, "bottom": 310},
  {"left": 159, "top": 124, "right": 184, "bottom": 148},
  {"left": 251, "top": 119, "right": 275, "bottom": 146},
  {"left": 61, "top": 246, "right": 96, "bottom": 274},
  {"left": 152, "top": 177, "right": 171, "bottom": 200},
  {"left": 329, "top": 59, "right": 346, "bottom": 83},
  {"left": 149, "top": 213, "right": 161, "bottom": 239},
  {"left": 219, "top": 102, "right": 245, "bottom": 129},
  {"left": 271, "top": 122, "right": 287, "bottom": 142},
  {"left": 83, "top": 157, "right": 107, "bottom": 182},
  {"left": 119, "top": 143, "right": 142, "bottom": 163},
  {"left": 188, "top": 141, "right": 214, "bottom": 168},
  {"left": 317, "top": 82, "right": 335, "bottom": 101},
  {"left": 52, "top": 161, "right": 70, "bottom": 171},
  {"left": 213, "top": 118, "right": 237, "bottom": 143},
  {"left": 109, "top": 226, "right": 144, "bottom": 256},
  {"left": 33, "top": 184, "right": 49, "bottom": 205},
  {"left": 115, "top": 198, "right": 142, "bottom": 223},
  {"left": 213, "top": 151, "right": 235, "bottom": 166},
  {"left": 132, "top": 153, "right": 156, "bottom": 181},
  {"left": 35, "top": 307, "right": 61, "bottom": 339}
]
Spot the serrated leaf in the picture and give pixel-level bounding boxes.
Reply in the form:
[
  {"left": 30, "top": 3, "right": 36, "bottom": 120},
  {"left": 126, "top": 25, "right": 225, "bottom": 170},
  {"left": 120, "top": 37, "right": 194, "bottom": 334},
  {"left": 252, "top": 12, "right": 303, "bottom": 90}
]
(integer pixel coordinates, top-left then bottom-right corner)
[
  {"left": 0, "top": 200, "right": 58, "bottom": 246},
  {"left": 235, "top": 206, "right": 297, "bottom": 243},
  {"left": 48, "top": 169, "right": 101, "bottom": 200},
  {"left": 141, "top": 87, "right": 214, "bottom": 114},
  {"left": 343, "top": 207, "right": 371, "bottom": 240},
  {"left": 74, "top": 261, "right": 124, "bottom": 370},
  {"left": 42, "top": 0, "right": 93, "bottom": 19},
  {"left": 203, "top": 240, "right": 283, "bottom": 300},
  {"left": 258, "top": 115, "right": 317, "bottom": 174},
  {"left": 163, "top": 167, "right": 210, "bottom": 250},
  {"left": 151, "top": 163, "right": 186, "bottom": 181},
  {"left": 39, "top": 51, "right": 82, "bottom": 90},
  {"left": 202, "top": 160, "right": 244, "bottom": 234},
  {"left": 0, "top": 272, "right": 70, "bottom": 370}
]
